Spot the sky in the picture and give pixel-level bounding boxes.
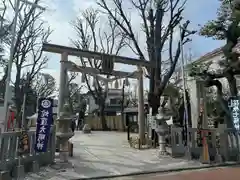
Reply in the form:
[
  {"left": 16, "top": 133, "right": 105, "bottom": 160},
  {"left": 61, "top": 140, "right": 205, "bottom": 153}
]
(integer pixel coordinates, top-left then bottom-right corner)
[{"left": 3, "top": 0, "right": 224, "bottom": 93}]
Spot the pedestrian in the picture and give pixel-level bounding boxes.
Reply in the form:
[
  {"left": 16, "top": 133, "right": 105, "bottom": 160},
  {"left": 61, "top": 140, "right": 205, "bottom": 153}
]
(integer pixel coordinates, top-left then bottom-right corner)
[
  {"left": 77, "top": 118, "right": 83, "bottom": 130},
  {"left": 71, "top": 117, "right": 76, "bottom": 132}
]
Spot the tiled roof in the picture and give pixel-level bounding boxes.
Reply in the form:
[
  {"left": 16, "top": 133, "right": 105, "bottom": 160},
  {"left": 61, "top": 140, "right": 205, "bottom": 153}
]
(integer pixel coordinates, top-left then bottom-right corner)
[{"left": 193, "top": 43, "right": 240, "bottom": 64}]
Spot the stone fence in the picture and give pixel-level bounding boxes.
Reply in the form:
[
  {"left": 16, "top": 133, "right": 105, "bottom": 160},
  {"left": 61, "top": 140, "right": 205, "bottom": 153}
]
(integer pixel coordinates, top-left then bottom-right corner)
[
  {"left": 0, "top": 126, "right": 56, "bottom": 179},
  {"left": 171, "top": 127, "right": 240, "bottom": 163}
]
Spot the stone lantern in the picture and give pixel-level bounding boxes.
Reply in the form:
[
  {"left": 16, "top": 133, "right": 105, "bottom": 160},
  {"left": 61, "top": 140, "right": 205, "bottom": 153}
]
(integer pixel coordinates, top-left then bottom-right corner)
[
  {"left": 56, "top": 103, "right": 74, "bottom": 162},
  {"left": 155, "top": 106, "right": 171, "bottom": 156}
]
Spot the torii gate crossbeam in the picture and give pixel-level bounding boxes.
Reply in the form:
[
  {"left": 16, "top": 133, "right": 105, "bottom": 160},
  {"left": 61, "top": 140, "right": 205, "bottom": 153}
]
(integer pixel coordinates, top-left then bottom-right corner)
[{"left": 42, "top": 43, "right": 153, "bottom": 67}]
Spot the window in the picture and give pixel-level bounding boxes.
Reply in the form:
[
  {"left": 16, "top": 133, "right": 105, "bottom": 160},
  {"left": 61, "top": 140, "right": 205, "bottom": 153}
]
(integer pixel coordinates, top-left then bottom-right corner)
[
  {"left": 109, "top": 98, "right": 121, "bottom": 105},
  {"left": 110, "top": 98, "right": 117, "bottom": 104}
]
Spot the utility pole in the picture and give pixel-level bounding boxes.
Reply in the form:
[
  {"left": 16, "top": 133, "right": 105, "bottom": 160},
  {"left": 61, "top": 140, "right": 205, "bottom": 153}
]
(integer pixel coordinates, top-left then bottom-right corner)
[
  {"left": 179, "top": 25, "right": 189, "bottom": 133},
  {"left": 2, "top": 0, "right": 45, "bottom": 132},
  {"left": 179, "top": 25, "right": 195, "bottom": 159}
]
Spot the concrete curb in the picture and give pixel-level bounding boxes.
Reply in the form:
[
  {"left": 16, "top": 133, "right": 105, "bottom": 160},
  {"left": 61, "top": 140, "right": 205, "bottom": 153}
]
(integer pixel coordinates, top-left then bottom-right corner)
[{"left": 73, "top": 162, "right": 240, "bottom": 180}]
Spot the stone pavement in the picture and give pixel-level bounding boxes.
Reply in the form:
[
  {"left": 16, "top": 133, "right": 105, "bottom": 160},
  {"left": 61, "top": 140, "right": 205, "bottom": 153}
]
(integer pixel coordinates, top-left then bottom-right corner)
[
  {"left": 116, "top": 167, "right": 240, "bottom": 180},
  {"left": 24, "top": 131, "right": 210, "bottom": 180}
]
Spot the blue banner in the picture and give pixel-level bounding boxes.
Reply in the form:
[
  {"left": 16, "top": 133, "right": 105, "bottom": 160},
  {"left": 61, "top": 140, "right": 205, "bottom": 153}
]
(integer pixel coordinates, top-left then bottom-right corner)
[
  {"left": 228, "top": 96, "right": 240, "bottom": 130},
  {"left": 35, "top": 98, "right": 53, "bottom": 152}
]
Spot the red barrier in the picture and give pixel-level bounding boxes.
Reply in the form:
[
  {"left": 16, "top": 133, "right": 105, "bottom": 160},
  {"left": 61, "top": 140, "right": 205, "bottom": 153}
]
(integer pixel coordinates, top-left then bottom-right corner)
[
  {"left": 7, "top": 110, "right": 15, "bottom": 131},
  {"left": 199, "top": 129, "right": 210, "bottom": 164}
]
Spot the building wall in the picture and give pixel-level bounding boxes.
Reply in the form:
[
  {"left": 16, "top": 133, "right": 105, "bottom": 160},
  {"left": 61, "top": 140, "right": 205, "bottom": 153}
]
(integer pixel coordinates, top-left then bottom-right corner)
[
  {"left": 186, "top": 53, "right": 224, "bottom": 128},
  {"left": 185, "top": 48, "right": 240, "bottom": 128},
  {"left": 87, "top": 89, "right": 130, "bottom": 113}
]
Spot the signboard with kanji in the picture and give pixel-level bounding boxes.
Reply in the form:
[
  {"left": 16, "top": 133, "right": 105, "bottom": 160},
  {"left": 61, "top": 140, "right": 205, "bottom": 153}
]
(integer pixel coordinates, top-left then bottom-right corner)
[
  {"left": 228, "top": 96, "right": 240, "bottom": 130},
  {"left": 151, "top": 118, "right": 157, "bottom": 129},
  {"left": 35, "top": 98, "right": 53, "bottom": 152}
]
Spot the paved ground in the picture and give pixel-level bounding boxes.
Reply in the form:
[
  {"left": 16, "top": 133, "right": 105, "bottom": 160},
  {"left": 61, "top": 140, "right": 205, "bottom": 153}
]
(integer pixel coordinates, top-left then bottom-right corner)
[
  {"left": 116, "top": 167, "right": 240, "bottom": 180},
  {"left": 24, "top": 131, "right": 211, "bottom": 179}
]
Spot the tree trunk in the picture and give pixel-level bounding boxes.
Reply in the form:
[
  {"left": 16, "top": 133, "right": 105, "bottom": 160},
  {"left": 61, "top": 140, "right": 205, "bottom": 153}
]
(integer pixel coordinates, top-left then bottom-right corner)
[
  {"left": 0, "top": 66, "right": 8, "bottom": 98},
  {"left": 226, "top": 73, "right": 238, "bottom": 96},
  {"left": 15, "top": 90, "right": 22, "bottom": 129},
  {"left": 148, "top": 70, "right": 160, "bottom": 146},
  {"left": 68, "top": 97, "right": 74, "bottom": 114},
  {"left": 226, "top": 74, "right": 238, "bottom": 129},
  {"left": 206, "top": 79, "right": 234, "bottom": 128},
  {"left": 99, "top": 103, "right": 108, "bottom": 130},
  {"left": 148, "top": 92, "right": 160, "bottom": 115},
  {"left": 16, "top": 107, "right": 22, "bottom": 129}
]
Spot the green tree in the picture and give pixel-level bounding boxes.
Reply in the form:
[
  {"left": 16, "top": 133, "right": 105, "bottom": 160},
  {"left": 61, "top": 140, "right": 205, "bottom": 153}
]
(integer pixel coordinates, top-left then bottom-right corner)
[
  {"left": 200, "top": 0, "right": 232, "bottom": 40},
  {"left": 190, "top": 0, "right": 240, "bottom": 128}
]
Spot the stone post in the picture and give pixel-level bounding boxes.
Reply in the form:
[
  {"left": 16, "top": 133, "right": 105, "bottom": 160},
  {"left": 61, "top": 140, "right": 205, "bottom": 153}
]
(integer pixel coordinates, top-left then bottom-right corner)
[
  {"left": 137, "top": 66, "right": 145, "bottom": 143},
  {"left": 56, "top": 52, "right": 74, "bottom": 162},
  {"left": 197, "top": 81, "right": 208, "bottom": 128}
]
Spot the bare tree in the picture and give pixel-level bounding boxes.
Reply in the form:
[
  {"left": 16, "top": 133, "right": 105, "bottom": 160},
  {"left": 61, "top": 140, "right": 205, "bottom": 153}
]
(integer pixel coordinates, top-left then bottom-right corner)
[
  {"left": 71, "top": 8, "right": 126, "bottom": 130},
  {"left": 3, "top": 0, "right": 52, "bottom": 125},
  {"left": 0, "top": 0, "right": 10, "bottom": 42},
  {"left": 65, "top": 72, "right": 87, "bottom": 130},
  {"left": 65, "top": 72, "right": 80, "bottom": 113},
  {"left": 0, "top": 0, "right": 11, "bottom": 99},
  {"left": 33, "top": 73, "right": 56, "bottom": 98},
  {"left": 97, "top": 0, "right": 195, "bottom": 115}
]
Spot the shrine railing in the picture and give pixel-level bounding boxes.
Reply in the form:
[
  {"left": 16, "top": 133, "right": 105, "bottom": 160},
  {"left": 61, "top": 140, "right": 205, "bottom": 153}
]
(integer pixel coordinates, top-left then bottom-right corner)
[
  {"left": 0, "top": 126, "right": 56, "bottom": 178},
  {"left": 171, "top": 127, "right": 240, "bottom": 162}
]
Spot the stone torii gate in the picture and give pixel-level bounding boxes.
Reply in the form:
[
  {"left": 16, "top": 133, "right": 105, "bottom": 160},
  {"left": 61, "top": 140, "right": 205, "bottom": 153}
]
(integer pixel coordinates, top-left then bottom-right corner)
[{"left": 42, "top": 43, "right": 152, "bottom": 161}]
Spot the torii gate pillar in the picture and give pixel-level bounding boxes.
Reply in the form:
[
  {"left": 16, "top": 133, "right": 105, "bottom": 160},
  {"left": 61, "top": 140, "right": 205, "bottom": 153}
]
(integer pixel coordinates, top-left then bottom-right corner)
[{"left": 56, "top": 52, "right": 74, "bottom": 162}]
